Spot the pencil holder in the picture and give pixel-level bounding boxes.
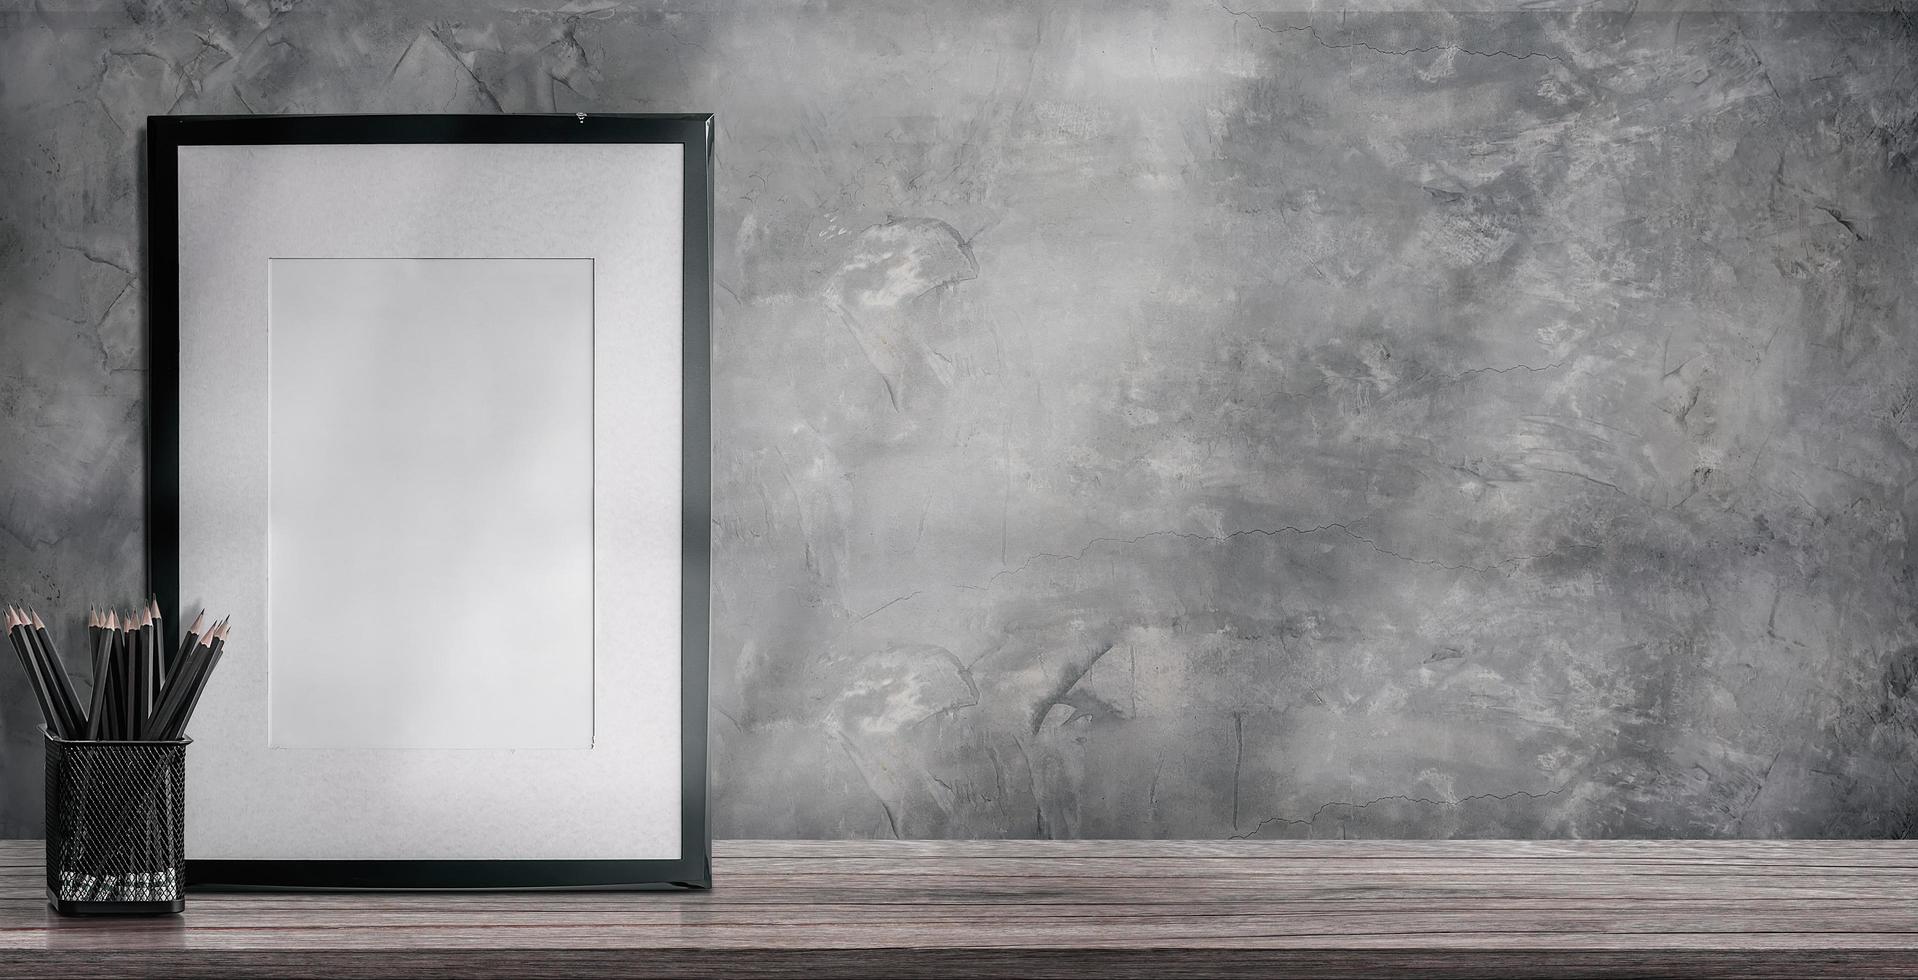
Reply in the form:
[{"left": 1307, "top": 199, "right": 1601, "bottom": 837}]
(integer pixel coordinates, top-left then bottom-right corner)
[{"left": 42, "top": 729, "right": 189, "bottom": 915}]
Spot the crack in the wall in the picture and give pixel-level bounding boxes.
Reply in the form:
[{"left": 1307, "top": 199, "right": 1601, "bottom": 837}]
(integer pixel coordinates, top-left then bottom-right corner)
[
  {"left": 1034, "top": 642, "right": 1118, "bottom": 734},
  {"left": 1253, "top": 357, "right": 1575, "bottom": 402},
  {"left": 1232, "top": 786, "right": 1569, "bottom": 839},
  {"left": 1341, "top": 532, "right": 1600, "bottom": 573},
  {"left": 832, "top": 733, "right": 904, "bottom": 839},
  {"left": 1819, "top": 205, "right": 1866, "bottom": 241},
  {"left": 856, "top": 590, "right": 924, "bottom": 622},
  {"left": 0, "top": 511, "right": 79, "bottom": 555},
  {"left": 1411, "top": 360, "right": 1571, "bottom": 388},
  {"left": 987, "top": 523, "right": 1599, "bottom": 584},
  {"left": 559, "top": 17, "right": 594, "bottom": 72},
  {"left": 87, "top": 280, "right": 137, "bottom": 376},
  {"left": 987, "top": 522, "right": 1359, "bottom": 586},
  {"left": 386, "top": 34, "right": 421, "bottom": 83},
  {"left": 424, "top": 26, "right": 504, "bottom": 112},
  {"left": 1524, "top": 466, "right": 1641, "bottom": 504},
  {"left": 835, "top": 307, "right": 903, "bottom": 412},
  {"left": 57, "top": 243, "right": 133, "bottom": 279},
  {"left": 1216, "top": 2, "right": 1569, "bottom": 67}
]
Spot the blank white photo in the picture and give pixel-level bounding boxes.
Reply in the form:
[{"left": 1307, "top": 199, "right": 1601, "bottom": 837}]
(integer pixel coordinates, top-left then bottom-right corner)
[{"left": 266, "top": 257, "right": 595, "bottom": 750}]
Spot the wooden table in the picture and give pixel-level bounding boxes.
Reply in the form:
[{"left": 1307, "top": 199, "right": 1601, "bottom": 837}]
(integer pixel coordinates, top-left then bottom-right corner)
[{"left": 2, "top": 839, "right": 1916, "bottom": 977}]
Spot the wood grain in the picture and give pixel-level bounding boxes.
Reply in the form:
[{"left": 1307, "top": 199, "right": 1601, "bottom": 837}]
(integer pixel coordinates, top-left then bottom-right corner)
[{"left": 1, "top": 840, "right": 1915, "bottom": 978}]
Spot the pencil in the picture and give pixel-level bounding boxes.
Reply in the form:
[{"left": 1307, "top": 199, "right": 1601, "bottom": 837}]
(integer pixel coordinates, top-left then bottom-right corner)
[
  {"left": 120, "top": 619, "right": 138, "bottom": 741},
  {"left": 86, "top": 606, "right": 99, "bottom": 686},
  {"left": 96, "top": 612, "right": 114, "bottom": 739},
  {"left": 147, "top": 597, "right": 166, "bottom": 690},
  {"left": 145, "top": 631, "right": 209, "bottom": 740},
  {"left": 150, "top": 607, "right": 163, "bottom": 719},
  {"left": 8, "top": 608, "right": 61, "bottom": 737},
  {"left": 149, "top": 619, "right": 214, "bottom": 740},
  {"left": 135, "top": 609, "right": 154, "bottom": 730},
  {"left": 19, "top": 609, "right": 71, "bottom": 736},
  {"left": 161, "top": 620, "right": 227, "bottom": 740},
  {"left": 174, "top": 609, "right": 204, "bottom": 684},
  {"left": 143, "top": 611, "right": 206, "bottom": 740},
  {"left": 85, "top": 610, "right": 113, "bottom": 739},
  {"left": 30, "top": 609, "right": 85, "bottom": 737},
  {"left": 104, "top": 617, "right": 127, "bottom": 740},
  {"left": 10, "top": 602, "right": 234, "bottom": 741}
]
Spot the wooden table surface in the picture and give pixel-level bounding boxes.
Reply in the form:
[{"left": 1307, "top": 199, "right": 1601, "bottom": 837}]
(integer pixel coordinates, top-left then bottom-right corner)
[{"left": 3, "top": 839, "right": 1918, "bottom": 977}]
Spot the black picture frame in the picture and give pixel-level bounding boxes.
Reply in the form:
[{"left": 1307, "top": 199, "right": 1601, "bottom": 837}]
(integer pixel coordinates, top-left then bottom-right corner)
[{"left": 146, "top": 114, "right": 712, "bottom": 890}]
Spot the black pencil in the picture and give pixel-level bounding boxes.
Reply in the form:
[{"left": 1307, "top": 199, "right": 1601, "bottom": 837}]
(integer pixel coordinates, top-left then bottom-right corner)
[
  {"left": 173, "top": 609, "right": 204, "bottom": 686},
  {"left": 9, "top": 610, "right": 49, "bottom": 733},
  {"left": 150, "top": 607, "right": 164, "bottom": 719},
  {"left": 150, "top": 619, "right": 214, "bottom": 740},
  {"left": 160, "top": 620, "right": 227, "bottom": 740},
  {"left": 103, "top": 622, "right": 126, "bottom": 740},
  {"left": 145, "top": 633, "right": 209, "bottom": 740},
  {"left": 143, "top": 612, "right": 207, "bottom": 741},
  {"left": 7, "top": 611, "right": 44, "bottom": 734},
  {"left": 30, "top": 609, "right": 85, "bottom": 737},
  {"left": 10, "top": 602, "right": 233, "bottom": 741},
  {"left": 135, "top": 609, "right": 154, "bottom": 731},
  {"left": 85, "top": 610, "right": 113, "bottom": 739},
  {"left": 122, "top": 615, "right": 139, "bottom": 740},
  {"left": 127, "top": 615, "right": 142, "bottom": 739},
  {"left": 119, "top": 620, "right": 138, "bottom": 740},
  {"left": 147, "top": 597, "right": 166, "bottom": 692},
  {"left": 83, "top": 629, "right": 97, "bottom": 739},
  {"left": 9, "top": 608, "right": 62, "bottom": 737},
  {"left": 18, "top": 610, "right": 71, "bottom": 737},
  {"left": 85, "top": 608, "right": 100, "bottom": 703}
]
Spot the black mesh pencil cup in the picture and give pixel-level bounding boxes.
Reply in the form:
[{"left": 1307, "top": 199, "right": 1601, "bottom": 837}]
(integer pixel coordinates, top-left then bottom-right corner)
[{"left": 42, "top": 728, "right": 189, "bottom": 915}]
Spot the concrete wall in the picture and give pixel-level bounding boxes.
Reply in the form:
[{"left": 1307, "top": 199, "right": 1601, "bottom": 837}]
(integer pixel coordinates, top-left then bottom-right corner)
[{"left": 2, "top": 1, "right": 1915, "bottom": 838}]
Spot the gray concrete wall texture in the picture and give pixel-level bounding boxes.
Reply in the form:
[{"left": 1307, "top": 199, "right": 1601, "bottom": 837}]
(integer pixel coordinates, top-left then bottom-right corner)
[{"left": 1, "top": 1, "right": 1915, "bottom": 838}]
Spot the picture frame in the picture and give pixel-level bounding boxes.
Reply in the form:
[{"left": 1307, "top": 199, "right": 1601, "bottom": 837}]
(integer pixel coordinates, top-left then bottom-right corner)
[{"left": 147, "top": 114, "right": 712, "bottom": 889}]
